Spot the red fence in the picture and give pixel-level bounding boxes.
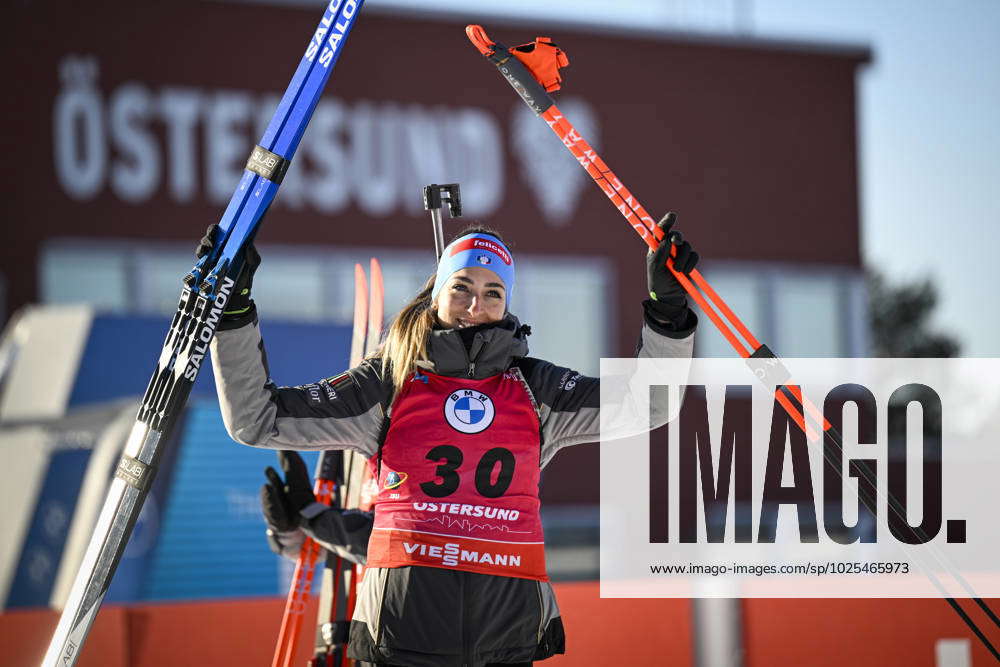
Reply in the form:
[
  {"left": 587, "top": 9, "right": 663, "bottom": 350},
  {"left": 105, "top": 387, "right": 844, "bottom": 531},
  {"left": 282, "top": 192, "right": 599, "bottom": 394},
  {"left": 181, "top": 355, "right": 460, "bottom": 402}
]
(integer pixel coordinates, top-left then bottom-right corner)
[{"left": 3, "top": 585, "right": 995, "bottom": 666}]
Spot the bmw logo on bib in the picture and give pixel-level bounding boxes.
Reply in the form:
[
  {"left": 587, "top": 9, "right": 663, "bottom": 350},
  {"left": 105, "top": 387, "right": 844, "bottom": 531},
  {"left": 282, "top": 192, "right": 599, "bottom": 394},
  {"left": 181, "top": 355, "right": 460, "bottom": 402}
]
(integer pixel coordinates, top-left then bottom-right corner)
[{"left": 444, "top": 390, "right": 496, "bottom": 434}]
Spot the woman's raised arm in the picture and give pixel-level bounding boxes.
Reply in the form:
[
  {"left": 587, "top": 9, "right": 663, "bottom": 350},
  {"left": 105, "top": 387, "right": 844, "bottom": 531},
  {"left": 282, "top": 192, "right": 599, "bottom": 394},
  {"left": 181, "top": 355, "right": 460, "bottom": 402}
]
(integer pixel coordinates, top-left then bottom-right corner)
[{"left": 211, "top": 318, "right": 390, "bottom": 454}]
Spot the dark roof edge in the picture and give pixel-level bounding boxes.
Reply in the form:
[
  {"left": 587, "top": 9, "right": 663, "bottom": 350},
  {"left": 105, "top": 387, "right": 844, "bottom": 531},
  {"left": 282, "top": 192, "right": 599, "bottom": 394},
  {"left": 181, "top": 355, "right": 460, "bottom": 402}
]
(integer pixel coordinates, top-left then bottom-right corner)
[
  {"left": 363, "top": 4, "right": 874, "bottom": 64},
  {"left": 212, "top": 0, "right": 873, "bottom": 64}
]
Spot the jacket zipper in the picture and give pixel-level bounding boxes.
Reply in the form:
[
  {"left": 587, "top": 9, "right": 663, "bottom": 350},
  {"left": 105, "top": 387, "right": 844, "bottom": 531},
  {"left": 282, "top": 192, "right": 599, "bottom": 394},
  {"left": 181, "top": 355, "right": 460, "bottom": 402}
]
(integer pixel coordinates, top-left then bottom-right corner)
[{"left": 467, "top": 332, "right": 486, "bottom": 377}]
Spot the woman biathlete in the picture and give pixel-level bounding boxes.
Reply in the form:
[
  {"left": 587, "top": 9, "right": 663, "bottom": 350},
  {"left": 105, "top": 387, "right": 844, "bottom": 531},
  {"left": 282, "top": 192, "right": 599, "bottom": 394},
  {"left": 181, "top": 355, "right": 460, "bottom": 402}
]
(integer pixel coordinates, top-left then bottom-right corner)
[{"left": 208, "top": 217, "right": 699, "bottom": 666}]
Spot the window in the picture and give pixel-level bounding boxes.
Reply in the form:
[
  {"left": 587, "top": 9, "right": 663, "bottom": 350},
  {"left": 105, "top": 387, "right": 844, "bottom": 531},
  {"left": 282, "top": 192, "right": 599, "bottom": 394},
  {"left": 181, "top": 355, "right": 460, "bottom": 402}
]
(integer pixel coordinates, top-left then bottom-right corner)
[
  {"left": 693, "top": 262, "right": 867, "bottom": 358},
  {"left": 39, "top": 240, "right": 615, "bottom": 373}
]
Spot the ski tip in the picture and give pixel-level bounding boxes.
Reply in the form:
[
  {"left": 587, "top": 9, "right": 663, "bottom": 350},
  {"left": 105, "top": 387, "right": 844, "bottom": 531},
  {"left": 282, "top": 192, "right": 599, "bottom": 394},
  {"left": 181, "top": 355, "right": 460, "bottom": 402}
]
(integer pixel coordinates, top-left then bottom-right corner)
[
  {"left": 369, "top": 256, "right": 382, "bottom": 278},
  {"left": 466, "top": 25, "right": 494, "bottom": 56},
  {"left": 353, "top": 263, "right": 368, "bottom": 317}
]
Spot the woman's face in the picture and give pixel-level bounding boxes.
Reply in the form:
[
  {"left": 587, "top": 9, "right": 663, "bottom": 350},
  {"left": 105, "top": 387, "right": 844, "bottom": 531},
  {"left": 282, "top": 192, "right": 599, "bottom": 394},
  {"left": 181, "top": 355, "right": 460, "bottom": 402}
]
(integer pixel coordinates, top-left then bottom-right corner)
[{"left": 434, "top": 267, "right": 507, "bottom": 329}]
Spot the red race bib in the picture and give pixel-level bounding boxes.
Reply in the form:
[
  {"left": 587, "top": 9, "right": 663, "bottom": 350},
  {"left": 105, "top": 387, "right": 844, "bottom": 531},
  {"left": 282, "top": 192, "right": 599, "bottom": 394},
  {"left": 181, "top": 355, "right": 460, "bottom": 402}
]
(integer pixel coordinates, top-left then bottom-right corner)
[{"left": 366, "top": 369, "right": 547, "bottom": 580}]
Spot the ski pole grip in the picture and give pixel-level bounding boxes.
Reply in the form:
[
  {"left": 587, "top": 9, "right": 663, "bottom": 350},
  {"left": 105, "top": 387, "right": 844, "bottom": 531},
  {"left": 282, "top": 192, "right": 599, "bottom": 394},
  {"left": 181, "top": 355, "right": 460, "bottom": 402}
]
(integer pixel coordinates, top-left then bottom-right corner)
[{"left": 466, "top": 25, "right": 555, "bottom": 115}]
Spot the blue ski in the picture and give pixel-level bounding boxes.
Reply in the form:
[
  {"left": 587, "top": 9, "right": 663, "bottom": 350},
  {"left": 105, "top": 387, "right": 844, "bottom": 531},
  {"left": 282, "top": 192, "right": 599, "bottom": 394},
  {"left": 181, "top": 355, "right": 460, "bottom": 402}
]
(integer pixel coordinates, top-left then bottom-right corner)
[{"left": 42, "top": 2, "right": 365, "bottom": 665}]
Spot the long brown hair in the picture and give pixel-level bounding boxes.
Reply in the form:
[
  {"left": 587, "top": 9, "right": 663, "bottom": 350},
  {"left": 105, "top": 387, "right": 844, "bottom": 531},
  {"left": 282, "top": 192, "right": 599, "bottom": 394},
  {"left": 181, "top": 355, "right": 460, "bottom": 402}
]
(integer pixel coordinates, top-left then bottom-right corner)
[{"left": 378, "top": 225, "right": 509, "bottom": 395}]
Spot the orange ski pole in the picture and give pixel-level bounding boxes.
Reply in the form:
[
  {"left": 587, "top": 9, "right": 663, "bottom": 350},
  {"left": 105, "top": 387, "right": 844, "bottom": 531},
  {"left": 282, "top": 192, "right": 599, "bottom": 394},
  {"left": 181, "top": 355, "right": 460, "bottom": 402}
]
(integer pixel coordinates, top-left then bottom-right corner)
[
  {"left": 465, "top": 24, "right": 828, "bottom": 438},
  {"left": 466, "top": 25, "right": 1000, "bottom": 657},
  {"left": 273, "top": 475, "right": 336, "bottom": 667},
  {"left": 277, "top": 268, "right": 361, "bottom": 666}
]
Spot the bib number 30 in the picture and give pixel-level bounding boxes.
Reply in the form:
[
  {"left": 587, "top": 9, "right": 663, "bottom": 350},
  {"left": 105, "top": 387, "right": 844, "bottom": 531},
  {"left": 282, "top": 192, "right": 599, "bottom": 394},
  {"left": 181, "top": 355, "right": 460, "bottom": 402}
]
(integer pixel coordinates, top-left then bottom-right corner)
[{"left": 420, "top": 445, "right": 515, "bottom": 499}]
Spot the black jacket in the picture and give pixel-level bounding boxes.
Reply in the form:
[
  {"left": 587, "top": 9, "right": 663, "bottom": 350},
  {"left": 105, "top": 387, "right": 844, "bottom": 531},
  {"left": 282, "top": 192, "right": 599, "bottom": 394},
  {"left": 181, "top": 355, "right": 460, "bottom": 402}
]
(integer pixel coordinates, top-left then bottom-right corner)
[{"left": 210, "top": 308, "right": 695, "bottom": 666}]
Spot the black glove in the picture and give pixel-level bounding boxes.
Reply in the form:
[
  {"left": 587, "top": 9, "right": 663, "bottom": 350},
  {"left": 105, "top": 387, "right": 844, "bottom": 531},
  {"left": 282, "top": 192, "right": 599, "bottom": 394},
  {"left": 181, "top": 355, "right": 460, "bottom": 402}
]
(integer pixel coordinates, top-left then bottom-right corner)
[
  {"left": 195, "top": 223, "right": 261, "bottom": 323},
  {"left": 645, "top": 212, "right": 698, "bottom": 326},
  {"left": 260, "top": 451, "right": 316, "bottom": 532}
]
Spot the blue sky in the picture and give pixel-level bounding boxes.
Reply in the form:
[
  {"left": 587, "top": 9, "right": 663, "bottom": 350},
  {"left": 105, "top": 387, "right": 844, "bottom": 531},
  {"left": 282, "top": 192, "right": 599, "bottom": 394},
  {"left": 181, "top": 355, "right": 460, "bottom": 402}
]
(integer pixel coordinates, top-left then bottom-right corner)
[
  {"left": 369, "top": 0, "right": 1000, "bottom": 355},
  {"left": 752, "top": 0, "right": 1000, "bottom": 356}
]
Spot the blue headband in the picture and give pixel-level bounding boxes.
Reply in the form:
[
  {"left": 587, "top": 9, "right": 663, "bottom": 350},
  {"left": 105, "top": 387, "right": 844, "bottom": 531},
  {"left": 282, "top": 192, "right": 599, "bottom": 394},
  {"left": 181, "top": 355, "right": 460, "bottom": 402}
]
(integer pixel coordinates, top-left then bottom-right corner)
[{"left": 431, "top": 233, "right": 515, "bottom": 302}]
